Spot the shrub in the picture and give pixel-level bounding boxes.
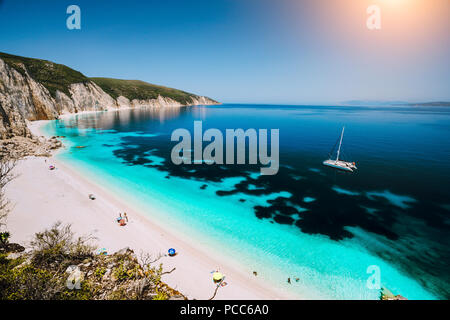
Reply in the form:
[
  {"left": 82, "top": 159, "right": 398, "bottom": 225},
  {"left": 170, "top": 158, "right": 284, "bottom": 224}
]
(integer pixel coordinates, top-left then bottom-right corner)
[
  {"left": 58, "top": 281, "right": 94, "bottom": 300},
  {"left": 30, "top": 222, "right": 96, "bottom": 270},
  {"left": 0, "top": 263, "right": 59, "bottom": 300},
  {"left": 108, "top": 288, "right": 127, "bottom": 300},
  {"left": 0, "top": 222, "right": 183, "bottom": 300},
  {"left": 0, "top": 232, "right": 10, "bottom": 248},
  {"left": 94, "top": 267, "right": 106, "bottom": 280},
  {"left": 113, "top": 261, "right": 140, "bottom": 282},
  {"left": 152, "top": 290, "right": 168, "bottom": 300}
]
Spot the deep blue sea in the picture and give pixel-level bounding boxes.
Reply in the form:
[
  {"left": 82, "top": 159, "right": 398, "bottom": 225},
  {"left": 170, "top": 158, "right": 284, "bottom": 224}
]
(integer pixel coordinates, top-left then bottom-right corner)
[{"left": 44, "top": 104, "right": 450, "bottom": 299}]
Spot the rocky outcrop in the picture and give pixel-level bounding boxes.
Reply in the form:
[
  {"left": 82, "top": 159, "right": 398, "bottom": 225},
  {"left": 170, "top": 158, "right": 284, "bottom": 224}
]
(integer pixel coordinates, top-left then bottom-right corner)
[
  {"left": 115, "top": 94, "right": 184, "bottom": 109},
  {"left": 67, "top": 247, "right": 186, "bottom": 300},
  {"left": 0, "top": 56, "right": 218, "bottom": 140},
  {"left": 0, "top": 59, "right": 59, "bottom": 125},
  {"left": 0, "top": 135, "right": 63, "bottom": 159},
  {"left": 380, "top": 287, "right": 408, "bottom": 300}
]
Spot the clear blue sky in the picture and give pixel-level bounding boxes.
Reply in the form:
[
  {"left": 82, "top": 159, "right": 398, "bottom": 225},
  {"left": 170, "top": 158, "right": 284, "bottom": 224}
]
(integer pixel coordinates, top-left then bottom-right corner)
[{"left": 0, "top": 0, "right": 449, "bottom": 104}]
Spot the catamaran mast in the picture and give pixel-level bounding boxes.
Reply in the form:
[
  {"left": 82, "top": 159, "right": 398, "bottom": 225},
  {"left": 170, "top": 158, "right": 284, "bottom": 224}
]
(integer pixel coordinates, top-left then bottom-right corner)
[{"left": 336, "top": 126, "right": 345, "bottom": 161}]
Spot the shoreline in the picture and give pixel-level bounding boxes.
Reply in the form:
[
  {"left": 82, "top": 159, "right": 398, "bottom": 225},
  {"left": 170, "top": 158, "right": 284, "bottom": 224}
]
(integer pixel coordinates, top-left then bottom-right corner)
[{"left": 6, "top": 119, "right": 298, "bottom": 300}]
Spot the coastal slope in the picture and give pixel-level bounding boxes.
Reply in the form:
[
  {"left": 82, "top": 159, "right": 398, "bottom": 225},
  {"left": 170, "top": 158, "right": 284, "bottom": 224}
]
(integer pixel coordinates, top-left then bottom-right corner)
[{"left": 0, "top": 52, "right": 219, "bottom": 139}]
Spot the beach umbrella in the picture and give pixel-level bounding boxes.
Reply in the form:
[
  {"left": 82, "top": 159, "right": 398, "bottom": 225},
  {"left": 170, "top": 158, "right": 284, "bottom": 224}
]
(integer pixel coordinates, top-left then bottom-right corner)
[
  {"left": 213, "top": 272, "right": 224, "bottom": 282},
  {"left": 96, "top": 248, "right": 107, "bottom": 255},
  {"left": 168, "top": 248, "right": 176, "bottom": 256}
]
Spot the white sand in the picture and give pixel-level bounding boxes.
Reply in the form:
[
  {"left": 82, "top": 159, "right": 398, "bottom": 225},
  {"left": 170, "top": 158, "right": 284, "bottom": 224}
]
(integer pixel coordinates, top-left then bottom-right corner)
[{"left": 4, "top": 122, "right": 295, "bottom": 300}]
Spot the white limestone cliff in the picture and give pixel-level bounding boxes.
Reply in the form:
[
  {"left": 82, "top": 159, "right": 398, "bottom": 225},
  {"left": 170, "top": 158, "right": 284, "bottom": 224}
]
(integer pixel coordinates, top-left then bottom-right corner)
[{"left": 0, "top": 57, "right": 218, "bottom": 139}]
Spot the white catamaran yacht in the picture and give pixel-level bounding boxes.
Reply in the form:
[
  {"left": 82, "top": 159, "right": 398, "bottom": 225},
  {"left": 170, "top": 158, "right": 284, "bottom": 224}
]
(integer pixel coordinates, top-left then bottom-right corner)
[{"left": 323, "top": 127, "right": 357, "bottom": 172}]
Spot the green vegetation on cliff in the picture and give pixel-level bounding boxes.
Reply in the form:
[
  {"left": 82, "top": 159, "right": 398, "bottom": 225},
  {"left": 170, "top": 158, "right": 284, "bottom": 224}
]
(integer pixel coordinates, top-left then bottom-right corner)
[
  {"left": 0, "top": 52, "right": 89, "bottom": 98},
  {"left": 0, "top": 52, "right": 217, "bottom": 105},
  {"left": 90, "top": 77, "right": 205, "bottom": 105}
]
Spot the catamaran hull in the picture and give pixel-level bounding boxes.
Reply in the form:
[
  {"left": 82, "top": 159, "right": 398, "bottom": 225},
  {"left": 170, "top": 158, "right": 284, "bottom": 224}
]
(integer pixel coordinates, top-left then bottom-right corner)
[
  {"left": 323, "top": 127, "right": 357, "bottom": 172},
  {"left": 322, "top": 160, "right": 356, "bottom": 172}
]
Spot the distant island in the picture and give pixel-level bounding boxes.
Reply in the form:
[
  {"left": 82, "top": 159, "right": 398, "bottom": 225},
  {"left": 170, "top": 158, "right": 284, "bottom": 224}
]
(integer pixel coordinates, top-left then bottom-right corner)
[
  {"left": 403, "top": 102, "right": 450, "bottom": 107},
  {"left": 342, "top": 100, "right": 450, "bottom": 107}
]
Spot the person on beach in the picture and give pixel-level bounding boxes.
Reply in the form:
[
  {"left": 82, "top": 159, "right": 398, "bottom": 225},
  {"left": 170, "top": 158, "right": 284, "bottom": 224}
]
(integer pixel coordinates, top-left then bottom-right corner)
[
  {"left": 287, "top": 278, "right": 291, "bottom": 284},
  {"left": 124, "top": 213, "right": 128, "bottom": 222},
  {"left": 116, "top": 213, "right": 122, "bottom": 222}
]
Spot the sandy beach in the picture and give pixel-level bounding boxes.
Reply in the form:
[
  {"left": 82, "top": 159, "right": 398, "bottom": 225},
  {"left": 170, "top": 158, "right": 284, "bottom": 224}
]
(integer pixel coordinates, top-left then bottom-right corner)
[{"left": 4, "top": 120, "right": 294, "bottom": 300}]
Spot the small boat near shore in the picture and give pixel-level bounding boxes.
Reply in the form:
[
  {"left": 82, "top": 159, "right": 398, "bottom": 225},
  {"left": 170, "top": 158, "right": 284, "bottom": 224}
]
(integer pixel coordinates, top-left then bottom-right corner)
[{"left": 323, "top": 127, "right": 357, "bottom": 172}]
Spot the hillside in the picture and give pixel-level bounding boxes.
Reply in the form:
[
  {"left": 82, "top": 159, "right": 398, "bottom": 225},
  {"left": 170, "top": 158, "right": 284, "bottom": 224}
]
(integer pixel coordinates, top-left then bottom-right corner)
[
  {"left": 90, "top": 77, "right": 214, "bottom": 105},
  {"left": 0, "top": 52, "right": 89, "bottom": 98},
  {"left": 0, "top": 52, "right": 217, "bottom": 105},
  {"left": 0, "top": 51, "right": 219, "bottom": 139}
]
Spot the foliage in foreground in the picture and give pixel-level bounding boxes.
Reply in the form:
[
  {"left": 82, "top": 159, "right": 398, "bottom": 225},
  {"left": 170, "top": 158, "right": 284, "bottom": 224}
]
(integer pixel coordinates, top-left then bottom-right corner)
[{"left": 0, "top": 222, "right": 185, "bottom": 300}]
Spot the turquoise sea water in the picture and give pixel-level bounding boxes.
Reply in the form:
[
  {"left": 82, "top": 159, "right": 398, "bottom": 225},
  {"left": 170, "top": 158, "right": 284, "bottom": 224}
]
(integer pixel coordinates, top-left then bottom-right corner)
[{"left": 43, "top": 104, "right": 450, "bottom": 299}]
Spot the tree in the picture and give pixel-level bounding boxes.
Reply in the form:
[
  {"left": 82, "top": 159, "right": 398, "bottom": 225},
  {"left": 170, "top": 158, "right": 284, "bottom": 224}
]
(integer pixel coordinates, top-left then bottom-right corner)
[
  {"left": 0, "top": 157, "right": 17, "bottom": 230},
  {"left": 0, "top": 231, "right": 10, "bottom": 248},
  {"left": 30, "top": 221, "right": 96, "bottom": 269}
]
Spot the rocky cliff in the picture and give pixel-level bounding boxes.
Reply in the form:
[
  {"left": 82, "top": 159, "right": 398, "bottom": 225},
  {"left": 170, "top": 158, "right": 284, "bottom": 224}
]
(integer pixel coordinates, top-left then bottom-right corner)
[{"left": 0, "top": 52, "right": 219, "bottom": 140}]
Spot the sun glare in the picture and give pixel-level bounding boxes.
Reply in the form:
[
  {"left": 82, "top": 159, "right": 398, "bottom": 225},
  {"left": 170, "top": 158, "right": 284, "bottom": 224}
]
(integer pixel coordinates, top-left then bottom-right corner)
[{"left": 380, "top": 0, "right": 411, "bottom": 8}]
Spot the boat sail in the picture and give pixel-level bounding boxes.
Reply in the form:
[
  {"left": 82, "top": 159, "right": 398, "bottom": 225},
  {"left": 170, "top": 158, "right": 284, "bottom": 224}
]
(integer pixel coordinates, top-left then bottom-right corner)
[{"left": 323, "top": 127, "right": 357, "bottom": 172}]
